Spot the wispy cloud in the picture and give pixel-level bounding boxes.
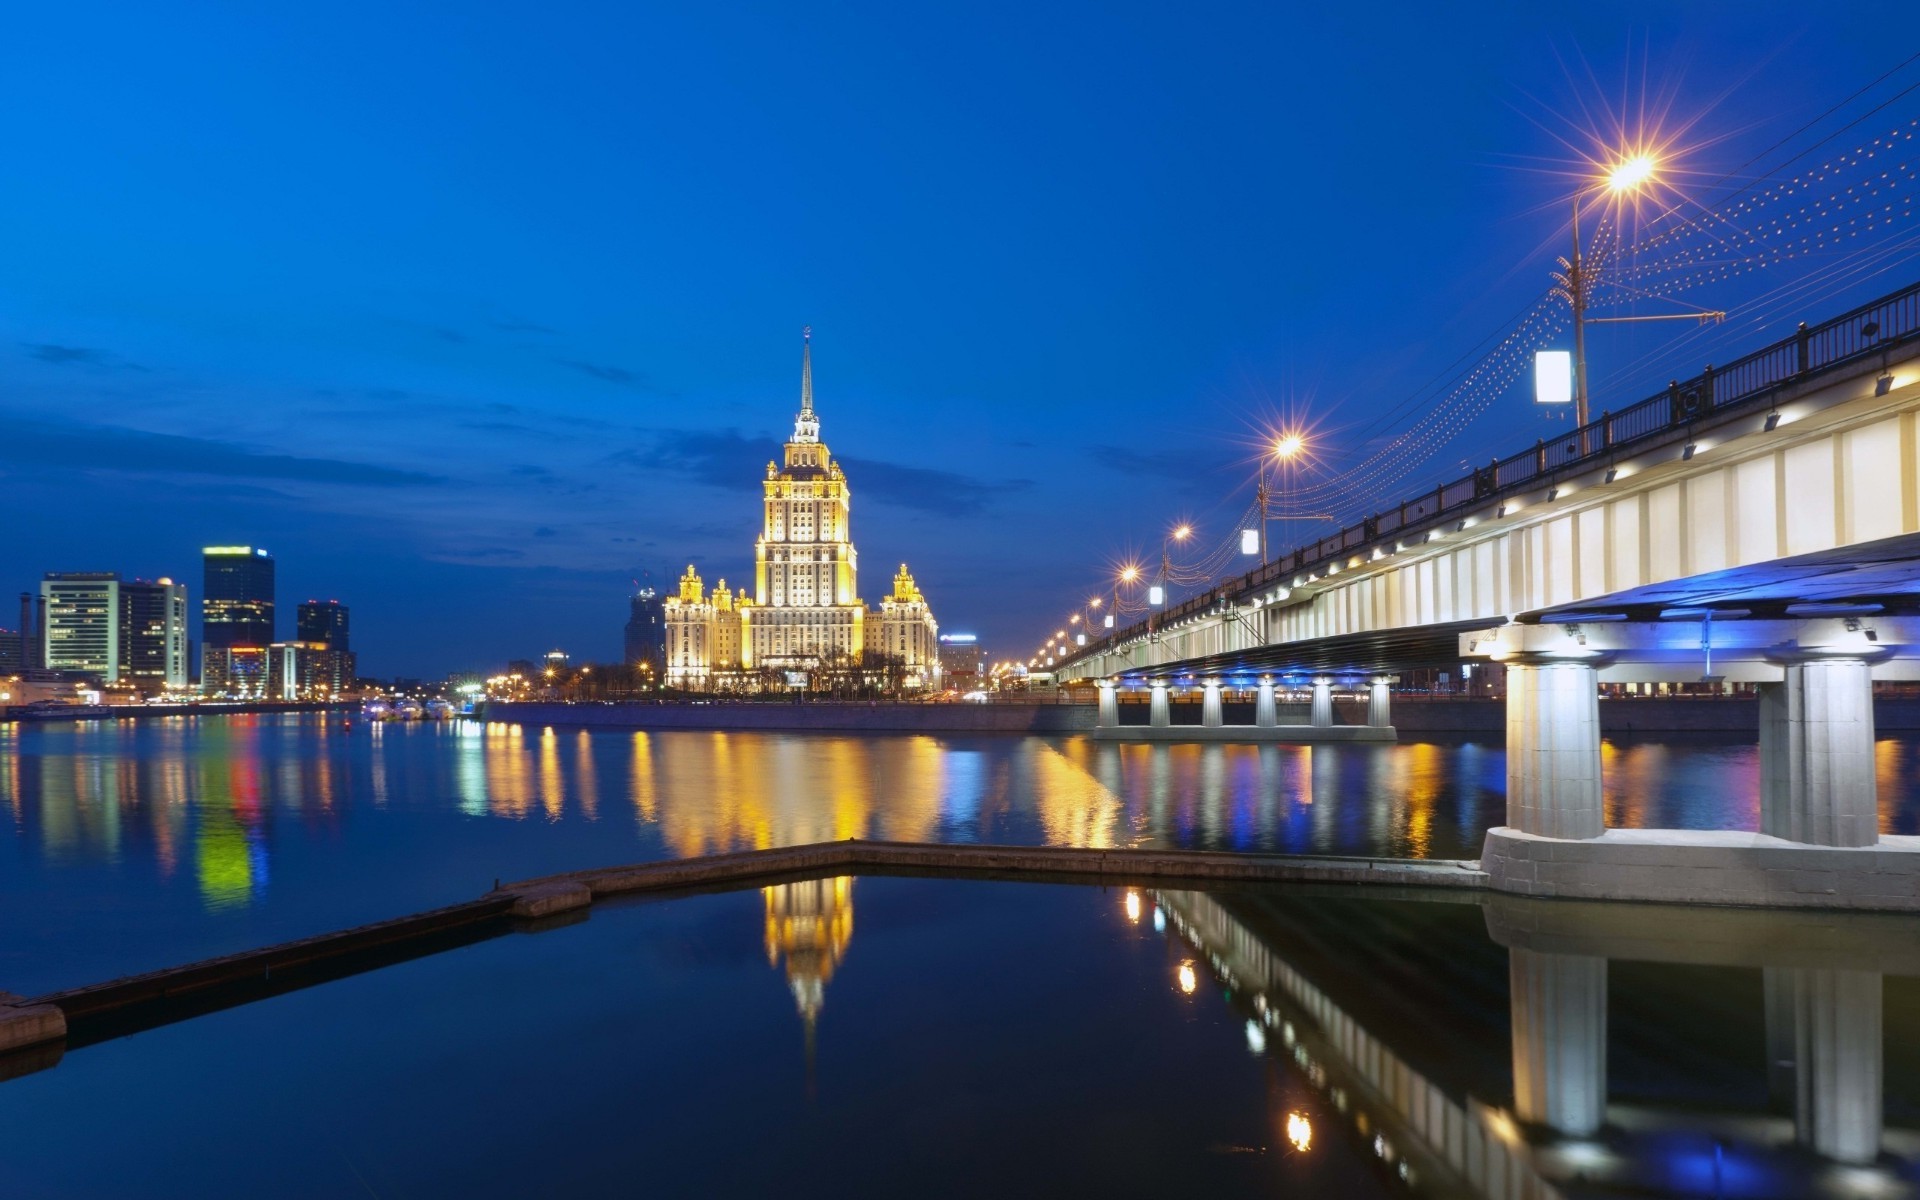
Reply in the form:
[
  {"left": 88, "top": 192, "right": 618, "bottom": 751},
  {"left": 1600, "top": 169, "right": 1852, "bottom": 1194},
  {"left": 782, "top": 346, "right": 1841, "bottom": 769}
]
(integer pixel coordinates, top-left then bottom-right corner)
[
  {"left": 837, "top": 455, "right": 1030, "bottom": 516},
  {"left": 559, "top": 359, "right": 650, "bottom": 389},
  {"left": 1086, "top": 443, "right": 1222, "bottom": 480},
  {"left": 0, "top": 416, "right": 444, "bottom": 487},
  {"left": 25, "top": 343, "right": 146, "bottom": 371},
  {"left": 621, "top": 428, "right": 1024, "bottom": 516}
]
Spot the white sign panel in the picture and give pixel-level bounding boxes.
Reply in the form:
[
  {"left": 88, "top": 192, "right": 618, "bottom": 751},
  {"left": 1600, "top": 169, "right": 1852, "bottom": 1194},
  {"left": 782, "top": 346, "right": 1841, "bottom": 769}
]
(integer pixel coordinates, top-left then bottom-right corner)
[{"left": 1535, "top": 350, "right": 1572, "bottom": 404}]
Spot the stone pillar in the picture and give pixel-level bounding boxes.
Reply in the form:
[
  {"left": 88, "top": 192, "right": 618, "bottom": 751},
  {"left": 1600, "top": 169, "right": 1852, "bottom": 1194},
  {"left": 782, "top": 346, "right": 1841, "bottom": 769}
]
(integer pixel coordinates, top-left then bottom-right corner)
[
  {"left": 1149, "top": 681, "right": 1170, "bottom": 728},
  {"left": 1310, "top": 678, "right": 1333, "bottom": 729},
  {"left": 1759, "top": 658, "right": 1878, "bottom": 847},
  {"left": 1509, "top": 948, "right": 1607, "bottom": 1138},
  {"left": 1764, "top": 966, "right": 1883, "bottom": 1164},
  {"left": 1255, "top": 680, "right": 1278, "bottom": 728},
  {"left": 1096, "top": 681, "right": 1119, "bottom": 729},
  {"left": 1504, "top": 658, "right": 1604, "bottom": 839},
  {"left": 1201, "top": 680, "right": 1223, "bottom": 727},
  {"left": 1367, "top": 677, "right": 1392, "bottom": 729}
]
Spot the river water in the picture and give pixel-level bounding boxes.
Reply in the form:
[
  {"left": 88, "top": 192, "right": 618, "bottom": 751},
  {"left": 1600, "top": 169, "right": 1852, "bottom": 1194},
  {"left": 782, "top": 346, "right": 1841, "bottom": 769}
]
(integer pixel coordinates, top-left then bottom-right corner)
[
  {"left": 4, "top": 714, "right": 1920, "bottom": 1197},
  {"left": 5, "top": 713, "right": 1920, "bottom": 994}
]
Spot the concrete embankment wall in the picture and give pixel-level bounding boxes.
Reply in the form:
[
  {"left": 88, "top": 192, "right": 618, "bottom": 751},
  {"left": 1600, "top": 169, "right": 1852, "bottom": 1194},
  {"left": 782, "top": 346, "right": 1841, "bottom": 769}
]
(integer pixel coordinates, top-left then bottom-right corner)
[
  {"left": 1335, "top": 695, "right": 1920, "bottom": 736},
  {"left": 481, "top": 696, "right": 1920, "bottom": 738},
  {"left": 1, "top": 701, "right": 348, "bottom": 725},
  {"left": 486, "top": 700, "right": 1096, "bottom": 734}
]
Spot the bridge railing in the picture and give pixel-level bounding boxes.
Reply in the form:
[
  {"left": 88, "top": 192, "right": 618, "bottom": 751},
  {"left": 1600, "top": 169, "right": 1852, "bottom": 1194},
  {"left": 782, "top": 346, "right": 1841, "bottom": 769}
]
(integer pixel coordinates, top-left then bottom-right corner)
[{"left": 1064, "top": 279, "right": 1920, "bottom": 671}]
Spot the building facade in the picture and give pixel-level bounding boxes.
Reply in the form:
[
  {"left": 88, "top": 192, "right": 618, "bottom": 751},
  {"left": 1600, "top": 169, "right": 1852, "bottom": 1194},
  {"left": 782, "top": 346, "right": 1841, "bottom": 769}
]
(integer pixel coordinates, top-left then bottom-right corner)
[
  {"left": 37, "top": 574, "right": 188, "bottom": 693},
  {"left": 664, "top": 331, "right": 940, "bottom": 689},
  {"left": 41, "top": 573, "right": 121, "bottom": 681},
  {"left": 295, "top": 600, "right": 356, "bottom": 697},
  {"left": 203, "top": 547, "right": 275, "bottom": 697},
  {"left": 624, "top": 585, "right": 666, "bottom": 672},
  {"left": 121, "top": 579, "right": 189, "bottom": 692}
]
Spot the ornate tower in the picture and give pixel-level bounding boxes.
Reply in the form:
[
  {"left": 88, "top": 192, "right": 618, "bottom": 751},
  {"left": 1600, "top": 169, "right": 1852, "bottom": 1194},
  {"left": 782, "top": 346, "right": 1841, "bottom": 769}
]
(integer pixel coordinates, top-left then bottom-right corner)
[{"left": 748, "top": 328, "right": 866, "bottom": 669}]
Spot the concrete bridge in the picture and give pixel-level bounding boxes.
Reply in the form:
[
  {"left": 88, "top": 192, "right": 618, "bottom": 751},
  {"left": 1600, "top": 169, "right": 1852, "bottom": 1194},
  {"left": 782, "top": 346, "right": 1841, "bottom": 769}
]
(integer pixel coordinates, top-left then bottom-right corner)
[{"left": 1056, "top": 283, "right": 1920, "bottom": 911}]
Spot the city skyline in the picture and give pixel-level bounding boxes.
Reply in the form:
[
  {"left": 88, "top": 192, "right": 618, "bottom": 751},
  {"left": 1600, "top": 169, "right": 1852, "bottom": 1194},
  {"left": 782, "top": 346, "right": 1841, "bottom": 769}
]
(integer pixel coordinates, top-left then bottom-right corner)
[{"left": 2, "top": 5, "right": 1918, "bottom": 675}]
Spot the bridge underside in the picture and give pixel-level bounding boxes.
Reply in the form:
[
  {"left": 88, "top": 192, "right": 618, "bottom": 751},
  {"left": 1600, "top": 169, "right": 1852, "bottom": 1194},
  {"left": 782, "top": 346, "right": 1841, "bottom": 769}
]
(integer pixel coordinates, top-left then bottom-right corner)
[
  {"left": 1098, "top": 618, "right": 1492, "bottom": 683},
  {"left": 1523, "top": 529, "right": 1920, "bottom": 623}
]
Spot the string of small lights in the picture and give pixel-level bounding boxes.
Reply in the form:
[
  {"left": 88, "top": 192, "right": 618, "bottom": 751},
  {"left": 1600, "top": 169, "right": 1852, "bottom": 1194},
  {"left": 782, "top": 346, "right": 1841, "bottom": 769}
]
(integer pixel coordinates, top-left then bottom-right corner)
[{"left": 1042, "top": 94, "right": 1920, "bottom": 667}]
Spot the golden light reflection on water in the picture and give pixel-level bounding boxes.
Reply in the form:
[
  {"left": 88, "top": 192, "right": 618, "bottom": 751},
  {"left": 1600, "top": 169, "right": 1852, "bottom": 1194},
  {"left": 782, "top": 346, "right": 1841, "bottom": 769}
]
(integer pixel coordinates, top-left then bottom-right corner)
[
  {"left": 1878, "top": 738, "right": 1906, "bottom": 834},
  {"left": 763, "top": 875, "right": 854, "bottom": 1024},
  {"left": 629, "top": 732, "right": 957, "bottom": 858}
]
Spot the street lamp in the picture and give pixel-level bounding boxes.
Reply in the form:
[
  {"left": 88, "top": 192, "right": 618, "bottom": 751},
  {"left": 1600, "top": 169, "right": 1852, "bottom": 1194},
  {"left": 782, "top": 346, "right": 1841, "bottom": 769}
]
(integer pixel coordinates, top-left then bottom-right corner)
[
  {"left": 1154, "top": 525, "right": 1191, "bottom": 609},
  {"left": 1112, "top": 565, "right": 1140, "bottom": 630},
  {"left": 1256, "top": 432, "right": 1307, "bottom": 563},
  {"left": 1555, "top": 150, "right": 1722, "bottom": 449}
]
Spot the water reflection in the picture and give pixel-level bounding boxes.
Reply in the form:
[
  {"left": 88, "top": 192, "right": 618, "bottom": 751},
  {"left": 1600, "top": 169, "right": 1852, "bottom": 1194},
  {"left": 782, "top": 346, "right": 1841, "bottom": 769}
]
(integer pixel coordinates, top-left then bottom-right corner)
[
  {"left": 7, "top": 716, "right": 1920, "bottom": 996},
  {"left": 1153, "top": 887, "right": 1920, "bottom": 1198}
]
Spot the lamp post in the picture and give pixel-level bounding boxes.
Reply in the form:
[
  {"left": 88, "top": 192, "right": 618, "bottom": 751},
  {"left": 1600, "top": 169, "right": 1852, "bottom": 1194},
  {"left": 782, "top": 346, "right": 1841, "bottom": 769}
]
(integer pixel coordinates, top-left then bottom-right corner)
[
  {"left": 1257, "top": 433, "right": 1306, "bottom": 564},
  {"left": 1554, "top": 153, "right": 1720, "bottom": 452},
  {"left": 1155, "top": 526, "right": 1191, "bottom": 608},
  {"left": 1113, "top": 565, "right": 1139, "bottom": 637}
]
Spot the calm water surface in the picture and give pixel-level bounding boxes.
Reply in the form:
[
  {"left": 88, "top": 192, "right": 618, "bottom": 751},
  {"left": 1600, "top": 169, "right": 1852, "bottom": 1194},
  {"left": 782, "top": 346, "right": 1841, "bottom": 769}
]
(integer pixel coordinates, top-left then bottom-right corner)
[
  {"left": 3, "top": 877, "right": 1915, "bottom": 1198},
  {"left": 4, "top": 713, "right": 1920, "bottom": 994}
]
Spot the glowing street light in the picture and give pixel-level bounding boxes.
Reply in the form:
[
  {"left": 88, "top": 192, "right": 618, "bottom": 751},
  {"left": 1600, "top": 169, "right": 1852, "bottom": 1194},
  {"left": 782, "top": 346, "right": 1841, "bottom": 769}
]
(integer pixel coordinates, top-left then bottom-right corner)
[
  {"left": 1563, "top": 152, "right": 1661, "bottom": 432},
  {"left": 1286, "top": 1111, "right": 1313, "bottom": 1153},
  {"left": 1256, "top": 431, "right": 1309, "bottom": 563},
  {"left": 1607, "top": 153, "right": 1657, "bottom": 194},
  {"left": 1552, "top": 148, "right": 1718, "bottom": 450}
]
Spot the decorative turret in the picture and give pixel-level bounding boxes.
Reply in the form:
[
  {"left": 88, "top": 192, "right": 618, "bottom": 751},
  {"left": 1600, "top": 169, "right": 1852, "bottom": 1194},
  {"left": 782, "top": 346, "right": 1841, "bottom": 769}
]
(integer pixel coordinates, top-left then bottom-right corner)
[
  {"left": 676, "top": 564, "right": 704, "bottom": 604},
  {"left": 886, "top": 564, "right": 923, "bottom": 604}
]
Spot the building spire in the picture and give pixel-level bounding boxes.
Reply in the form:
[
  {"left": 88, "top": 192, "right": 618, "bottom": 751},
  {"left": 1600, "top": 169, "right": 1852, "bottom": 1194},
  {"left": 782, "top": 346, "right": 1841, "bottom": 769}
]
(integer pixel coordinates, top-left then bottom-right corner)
[
  {"left": 801, "top": 325, "right": 813, "bottom": 416},
  {"left": 791, "top": 326, "right": 821, "bottom": 443}
]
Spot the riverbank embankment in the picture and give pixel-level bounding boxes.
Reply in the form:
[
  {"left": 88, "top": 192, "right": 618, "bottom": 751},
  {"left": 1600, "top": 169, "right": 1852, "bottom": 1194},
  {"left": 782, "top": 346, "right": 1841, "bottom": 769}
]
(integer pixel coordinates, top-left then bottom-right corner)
[
  {"left": 0, "top": 701, "right": 350, "bottom": 726},
  {"left": 487, "top": 695, "right": 1920, "bottom": 736},
  {"left": 486, "top": 699, "right": 1096, "bottom": 734}
]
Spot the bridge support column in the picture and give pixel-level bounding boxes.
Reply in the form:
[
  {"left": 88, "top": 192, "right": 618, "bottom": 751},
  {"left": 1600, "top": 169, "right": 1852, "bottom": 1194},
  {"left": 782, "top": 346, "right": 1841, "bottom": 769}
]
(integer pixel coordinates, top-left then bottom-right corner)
[
  {"left": 1096, "top": 681, "right": 1119, "bottom": 729},
  {"left": 1310, "top": 678, "right": 1333, "bottom": 729},
  {"left": 1505, "top": 657, "right": 1604, "bottom": 839},
  {"left": 1509, "top": 947, "right": 1607, "bottom": 1138},
  {"left": 1765, "top": 966, "right": 1883, "bottom": 1163},
  {"left": 1367, "top": 677, "right": 1391, "bottom": 729},
  {"left": 1759, "top": 658, "right": 1878, "bottom": 847},
  {"left": 1149, "top": 681, "right": 1170, "bottom": 728},
  {"left": 1201, "top": 680, "right": 1223, "bottom": 727},
  {"left": 1255, "top": 680, "right": 1278, "bottom": 728}
]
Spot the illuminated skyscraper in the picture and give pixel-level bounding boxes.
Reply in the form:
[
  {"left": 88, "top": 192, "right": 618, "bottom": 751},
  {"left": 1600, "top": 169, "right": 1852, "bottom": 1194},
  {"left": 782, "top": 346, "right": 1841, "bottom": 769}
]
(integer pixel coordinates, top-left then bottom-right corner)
[
  {"left": 202, "top": 546, "right": 275, "bottom": 696},
  {"left": 41, "top": 573, "right": 121, "bottom": 680},
  {"left": 121, "top": 578, "right": 189, "bottom": 691},
  {"left": 664, "top": 330, "right": 941, "bottom": 689},
  {"left": 293, "top": 600, "right": 355, "bottom": 696}
]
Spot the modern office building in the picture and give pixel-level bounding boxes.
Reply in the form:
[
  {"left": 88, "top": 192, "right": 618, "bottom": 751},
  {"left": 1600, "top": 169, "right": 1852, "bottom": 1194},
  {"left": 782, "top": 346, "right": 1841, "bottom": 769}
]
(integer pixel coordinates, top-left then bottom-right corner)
[
  {"left": 121, "top": 578, "right": 189, "bottom": 692},
  {"left": 937, "top": 633, "right": 985, "bottom": 687},
  {"left": 664, "top": 331, "right": 940, "bottom": 688},
  {"left": 202, "top": 547, "right": 275, "bottom": 696},
  {"left": 624, "top": 585, "right": 666, "bottom": 671},
  {"left": 41, "top": 573, "right": 122, "bottom": 681},
  {"left": 295, "top": 600, "right": 356, "bottom": 696}
]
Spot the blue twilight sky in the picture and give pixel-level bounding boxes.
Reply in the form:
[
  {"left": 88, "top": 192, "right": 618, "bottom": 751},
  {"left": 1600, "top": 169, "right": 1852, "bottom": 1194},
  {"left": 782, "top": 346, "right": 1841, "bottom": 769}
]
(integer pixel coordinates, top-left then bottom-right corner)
[{"left": 3, "top": 3, "right": 1919, "bottom": 676}]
